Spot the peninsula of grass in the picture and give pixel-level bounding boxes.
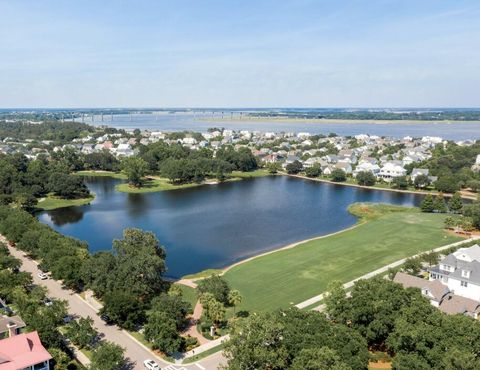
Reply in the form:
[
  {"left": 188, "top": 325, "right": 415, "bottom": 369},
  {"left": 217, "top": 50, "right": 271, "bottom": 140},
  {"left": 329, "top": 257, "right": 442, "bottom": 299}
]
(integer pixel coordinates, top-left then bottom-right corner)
[
  {"left": 75, "top": 170, "right": 127, "bottom": 179},
  {"left": 116, "top": 169, "right": 272, "bottom": 194},
  {"left": 37, "top": 194, "right": 95, "bottom": 211},
  {"left": 115, "top": 178, "right": 201, "bottom": 193},
  {"left": 223, "top": 203, "right": 461, "bottom": 312}
]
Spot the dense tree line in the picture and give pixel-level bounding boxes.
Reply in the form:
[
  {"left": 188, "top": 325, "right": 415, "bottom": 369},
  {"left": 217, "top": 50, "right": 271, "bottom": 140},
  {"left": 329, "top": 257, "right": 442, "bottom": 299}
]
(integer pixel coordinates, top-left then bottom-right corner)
[
  {"left": 0, "top": 153, "right": 90, "bottom": 210},
  {"left": 324, "top": 277, "right": 480, "bottom": 369},
  {"left": 224, "top": 276, "right": 480, "bottom": 369},
  {"left": 0, "top": 121, "right": 95, "bottom": 143},
  {"left": 408, "top": 141, "right": 480, "bottom": 193},
  {"left": 223, "top": 308, "right": 368, "bottom": 370},
  {"left": 133, "top": 141, "right": 258, "bottom": 185}
]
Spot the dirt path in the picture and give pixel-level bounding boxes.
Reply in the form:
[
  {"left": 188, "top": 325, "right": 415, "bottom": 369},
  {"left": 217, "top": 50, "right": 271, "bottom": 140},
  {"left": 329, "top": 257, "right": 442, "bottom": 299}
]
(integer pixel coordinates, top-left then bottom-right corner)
[{"left": 182, "top": 301, "right": 209, "bottom": 345}]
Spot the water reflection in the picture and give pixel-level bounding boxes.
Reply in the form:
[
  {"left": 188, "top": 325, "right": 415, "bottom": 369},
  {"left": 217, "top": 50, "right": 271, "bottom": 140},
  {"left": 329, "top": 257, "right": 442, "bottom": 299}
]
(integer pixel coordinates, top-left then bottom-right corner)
[{"left": 38, "top": 176, "right": 425, "bottom": 278}]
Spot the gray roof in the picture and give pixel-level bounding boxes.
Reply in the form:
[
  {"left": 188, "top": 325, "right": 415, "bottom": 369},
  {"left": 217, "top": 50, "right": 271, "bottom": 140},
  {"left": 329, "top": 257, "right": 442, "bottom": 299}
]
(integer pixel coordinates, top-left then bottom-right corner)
[
  {"left": 394, "top": 272, "right": 450, "bottom": 302},
  {"left": 0, "top": 315, "right": 26, "bottom": 334},
  {"left": 437, "top": 245, "right": 480, "bottom": 285},
  {"left": 439, "top": 294, "right": 480, "bottom": 316}
]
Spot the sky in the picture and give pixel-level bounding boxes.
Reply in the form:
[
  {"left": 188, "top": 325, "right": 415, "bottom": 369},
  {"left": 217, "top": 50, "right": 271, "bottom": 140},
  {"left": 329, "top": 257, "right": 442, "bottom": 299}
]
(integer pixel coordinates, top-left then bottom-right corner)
[{"left": 1, "top": 0, "right": 479, "bottom": 108}]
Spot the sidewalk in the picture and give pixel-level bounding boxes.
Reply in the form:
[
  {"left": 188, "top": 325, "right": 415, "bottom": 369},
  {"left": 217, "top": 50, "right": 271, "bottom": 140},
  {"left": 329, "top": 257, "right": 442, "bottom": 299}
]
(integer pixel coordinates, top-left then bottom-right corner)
[{"left": 296, "top": 236, "right": 480, "bottom": 309}]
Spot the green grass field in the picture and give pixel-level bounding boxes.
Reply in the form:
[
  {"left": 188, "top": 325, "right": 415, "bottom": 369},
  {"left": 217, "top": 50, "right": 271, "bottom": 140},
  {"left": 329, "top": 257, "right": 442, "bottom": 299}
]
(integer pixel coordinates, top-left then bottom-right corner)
[
  {"left": 175, "top": 283, "right": 198, "bottom": 308},
  {"left": 37, "top": 194, "right": 95, "bottom": 210},
  {"left": 223, "top": 203, "right": 461, "bottom": 312},
  {"left": 75, "top": 170, "right": 127, "bottom": 179}
]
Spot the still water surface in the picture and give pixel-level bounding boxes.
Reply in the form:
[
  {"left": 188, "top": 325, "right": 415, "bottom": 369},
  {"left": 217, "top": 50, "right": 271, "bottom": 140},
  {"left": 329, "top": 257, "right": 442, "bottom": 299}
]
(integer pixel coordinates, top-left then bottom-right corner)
[
  {"left": 89, "top": 112, "right": 480, "bottom": 141},
  {"left": 39, "top": 176, "right": 425, "bottom": 278}
]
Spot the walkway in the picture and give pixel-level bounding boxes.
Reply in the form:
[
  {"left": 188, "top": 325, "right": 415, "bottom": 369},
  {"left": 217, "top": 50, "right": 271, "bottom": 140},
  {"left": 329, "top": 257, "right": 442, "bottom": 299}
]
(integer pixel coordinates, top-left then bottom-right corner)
[
  {"left": 3, "top": 238, "right": 226, "bottom": 370},
  {"left": 296, "top": 236, "right": 480, "bottom": 309}
]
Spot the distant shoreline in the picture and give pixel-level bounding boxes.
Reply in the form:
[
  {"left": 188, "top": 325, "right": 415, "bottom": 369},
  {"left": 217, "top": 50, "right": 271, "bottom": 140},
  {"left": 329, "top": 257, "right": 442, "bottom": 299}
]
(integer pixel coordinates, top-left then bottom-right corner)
[{"left": 200, "top": 117, "right": 480, "bottom": 125}]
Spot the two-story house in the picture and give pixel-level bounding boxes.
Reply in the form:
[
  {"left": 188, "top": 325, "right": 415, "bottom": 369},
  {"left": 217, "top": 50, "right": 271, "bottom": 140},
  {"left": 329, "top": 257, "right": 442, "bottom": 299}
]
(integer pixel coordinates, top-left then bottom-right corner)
[
  {"left": 0, "top": 331, "right": 52, "bottom": 370},
  {"left": 428, "top": 244, "right": 480, "bottom": 301}
]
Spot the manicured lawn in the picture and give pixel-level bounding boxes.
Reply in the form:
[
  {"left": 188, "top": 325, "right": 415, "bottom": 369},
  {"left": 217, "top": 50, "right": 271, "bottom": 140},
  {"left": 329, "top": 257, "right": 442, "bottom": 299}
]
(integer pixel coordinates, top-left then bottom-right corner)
[
  {"left": 176, "top": 283, "right": 198, "bottom": 308},
  {"left": 37, "top": 194, "right": 95, "bottom": 210},
  {"left": 182, "top": 343, "right": 225, "bottom": 364},
  {"left": 116, "top": 178, "right": 201, "bottom": 193},
  {"left": 224, "top": 203, "right": 461, "bottom": 312},
  {"left": 230, "top": 169, "right": 271, "bottom": 178},
  {"left": 75, "top": 170, "right": 127, "bottom": 179},
  {"left": 182, "top": 269, "right": 224, "bottom": 280}
]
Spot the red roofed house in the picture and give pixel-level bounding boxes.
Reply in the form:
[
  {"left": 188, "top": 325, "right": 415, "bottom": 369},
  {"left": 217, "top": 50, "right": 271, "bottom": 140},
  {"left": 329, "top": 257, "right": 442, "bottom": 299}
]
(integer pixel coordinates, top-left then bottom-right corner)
[{"left": 0, "top": 331, "right": 51, "bottom": 370}]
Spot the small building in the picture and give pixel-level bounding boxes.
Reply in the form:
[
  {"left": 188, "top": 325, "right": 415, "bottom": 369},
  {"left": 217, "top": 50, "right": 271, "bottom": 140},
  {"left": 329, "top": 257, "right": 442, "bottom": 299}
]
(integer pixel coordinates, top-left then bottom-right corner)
[
  {"left": 0, "top": 315, "right": 26, "bottom": 339},
  {"left": 0, "top": 331, "right": 52, "bottom": 370}
]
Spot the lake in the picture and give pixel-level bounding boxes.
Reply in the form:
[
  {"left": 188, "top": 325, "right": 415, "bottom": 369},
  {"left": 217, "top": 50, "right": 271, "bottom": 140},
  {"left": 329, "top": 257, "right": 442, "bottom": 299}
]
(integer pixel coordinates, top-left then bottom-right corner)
[
  {"left": 38, "top": 176, "right": 425, "bottom": 278},
  {"left": 86, "top": 112, "right": 480, "bottom": 141}
]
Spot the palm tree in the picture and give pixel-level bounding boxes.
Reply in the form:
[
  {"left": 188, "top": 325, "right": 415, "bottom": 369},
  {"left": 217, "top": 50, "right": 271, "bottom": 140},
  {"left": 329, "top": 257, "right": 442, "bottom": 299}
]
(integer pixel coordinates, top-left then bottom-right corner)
[{"left": 228, "top": 290, "right": 243, "bottom": 317}]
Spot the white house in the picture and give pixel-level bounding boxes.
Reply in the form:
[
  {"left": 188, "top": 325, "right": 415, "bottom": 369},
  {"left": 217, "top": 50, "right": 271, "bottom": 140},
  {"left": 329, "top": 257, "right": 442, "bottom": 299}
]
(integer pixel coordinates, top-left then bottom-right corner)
[
  {"left": 378, "top": 162, "right": 406, "bottom": 182},
  {"left": 429, "top": 245, "right": 480, "bottom": 302},
  {"left": 353, "top": 161, "right": 380, "bottom": 177}
]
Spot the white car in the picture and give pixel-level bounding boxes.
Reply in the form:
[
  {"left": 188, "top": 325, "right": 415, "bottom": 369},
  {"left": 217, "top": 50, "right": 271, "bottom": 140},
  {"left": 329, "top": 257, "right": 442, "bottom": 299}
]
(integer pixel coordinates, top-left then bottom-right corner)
[
  {"left": 37, "top": 272, "right": 48, "bottom": 280},
  {"left": 143, "top": 359, "right": 160, "bottom": 370}
]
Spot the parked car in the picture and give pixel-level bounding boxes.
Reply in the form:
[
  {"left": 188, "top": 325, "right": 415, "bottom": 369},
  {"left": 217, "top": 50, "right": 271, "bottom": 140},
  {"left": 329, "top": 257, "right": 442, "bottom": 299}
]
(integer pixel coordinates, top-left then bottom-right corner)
[
  {"left": 100, "top": 314, "right": 113, "bottom": 324},
  {"left": 43, "top": 297, "right": 53, "bottom": 306},
  {"left": 37, "top": 272, "right": 48, "bottom": 280},
  {"left": 143, "top": 359, "right": 160, "bottom": 370}
]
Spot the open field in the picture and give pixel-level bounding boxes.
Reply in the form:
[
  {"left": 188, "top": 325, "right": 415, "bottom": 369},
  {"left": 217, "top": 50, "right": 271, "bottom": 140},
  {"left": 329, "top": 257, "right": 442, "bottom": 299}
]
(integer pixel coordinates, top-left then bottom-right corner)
[
  {"left": 37, "top": 194, "right": 95, "bottom": 210},
  {"left": 223, "top": 203, "right": 461, "bottom": 312}
]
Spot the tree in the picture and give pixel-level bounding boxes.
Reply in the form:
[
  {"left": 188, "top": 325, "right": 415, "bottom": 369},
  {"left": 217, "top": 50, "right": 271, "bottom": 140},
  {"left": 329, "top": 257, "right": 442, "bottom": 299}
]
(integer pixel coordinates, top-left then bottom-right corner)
[
  {"left": 144, "top": 311, "right": 182, "bottom": 354},
  {"left": 266, "top": 162, "right": 281, "bottom": 174},
  {"left": 65, "top": 316, "right": 97, "bottom": 349},
  {"left": 448, "top": 192, "right": 464, "bottom": 213},
  {"left": 48, "top": 172, "right": 90, "bottom": 199},
  {"left": 89, "top": 341, "right": 126, "bottom": 370},
  {"left": 290, "top": 347, "right": 351, "bottom": 370},
  {"left": 444, "top": 216, "right": 456, "bottom": 229},
  {"left": 356, "top": 171, "right": 376, "bottom": 186},
  {"left": 100, "top": 290, "right": 145, "bottom": 330},
  {"left": 228, "top": 290, "right": 243, "bottom": 316},
  {"left": 150, "top": 293, "right": 192, "bottom": 330},
  {"left": 463, "top": 202, "right": 480, "bottom": 229},
  {"left": 112, "top": 228, "right": 167, "bottom": 300},
  {"left": 414, "top": 174, "right": 431, "bottom": 189},
  {"left": 435, "top": 175, "right": 460, "bottom": 193},
  {"left": 122, "top": 156, "right": 148, "bottom": 187},
  {"left": 433, "top": 194, "right": 447, "bottom": 213},
  {"left": 305, "top": 164, "right": 322, "bottom": 178},
  {"left": 420, "top": 195, "right": 435, "bottom": 212},
  {"left": 197, "top": 275, "right": 230, "bottom": 305},
  {"left": 392, "top": 176, "right": 409, "bottom": 189},
  {"left": 324, "top": 281, "right": 350, "bottom": 323},
  {"left": 49, "top": 348, "right": 73, "bottom": 370},
  {"left": 286, "top": 160, "right": 303, "bottom": 175},
  {"left": 204, "top": 299, "right": 226, "bottom": 327},
  {"left": 402, "top": 257, "right": 422, "bottom": 275},
  {"left": 330, "top": 169, "right": 346, "bottom": 182}
]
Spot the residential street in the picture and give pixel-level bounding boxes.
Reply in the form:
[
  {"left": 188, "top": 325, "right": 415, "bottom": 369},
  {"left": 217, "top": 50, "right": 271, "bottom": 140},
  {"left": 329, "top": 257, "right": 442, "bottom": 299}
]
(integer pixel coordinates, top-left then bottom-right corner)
[{"left": 6, "top": 244, "right": 226, "bottom": 370}]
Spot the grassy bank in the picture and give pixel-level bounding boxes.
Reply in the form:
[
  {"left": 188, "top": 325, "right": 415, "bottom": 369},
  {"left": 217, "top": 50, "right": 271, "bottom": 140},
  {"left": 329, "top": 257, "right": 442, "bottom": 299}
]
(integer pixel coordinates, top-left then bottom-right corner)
[
  {"left": 37, "top": 194, "right": 95, "bottom": 210},
  {"left": 176, "top": 284, "right": 197, "bottom": 308},
  {"left": 75, "top": 170, "right": 127, "bottom": 179},
  {"left": 223, "top": 203, "right": 461, "bottom": 312}
]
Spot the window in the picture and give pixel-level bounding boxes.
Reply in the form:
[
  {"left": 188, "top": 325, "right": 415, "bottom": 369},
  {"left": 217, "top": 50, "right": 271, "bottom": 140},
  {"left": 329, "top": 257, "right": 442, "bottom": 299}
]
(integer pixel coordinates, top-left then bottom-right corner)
[
  {"left": 462, "top": 270, "right": 470, "bottom": 278},
  {"left": 461, "top": 281, "right": 468, "bottom": 287}
]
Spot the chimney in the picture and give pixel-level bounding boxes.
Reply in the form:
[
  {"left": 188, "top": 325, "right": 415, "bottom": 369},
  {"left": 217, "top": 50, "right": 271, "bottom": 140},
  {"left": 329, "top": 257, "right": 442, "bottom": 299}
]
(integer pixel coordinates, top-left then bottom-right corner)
[{"left": 7, "top": 322, "right": 17, "bottom": 337}]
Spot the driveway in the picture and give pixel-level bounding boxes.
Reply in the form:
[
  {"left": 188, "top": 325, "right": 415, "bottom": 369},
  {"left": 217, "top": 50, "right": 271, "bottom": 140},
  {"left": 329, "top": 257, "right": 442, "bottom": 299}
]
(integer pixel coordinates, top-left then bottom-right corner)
[{"left": 6, "top": 244, "right": 226, "bottom": 370}]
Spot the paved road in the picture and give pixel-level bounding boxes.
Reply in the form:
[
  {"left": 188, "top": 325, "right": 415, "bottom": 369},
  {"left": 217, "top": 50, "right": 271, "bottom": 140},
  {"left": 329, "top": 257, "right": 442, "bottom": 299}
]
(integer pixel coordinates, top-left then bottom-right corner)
[{"left": 6, "top": 244, "right": 226, "bottom": 370}]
